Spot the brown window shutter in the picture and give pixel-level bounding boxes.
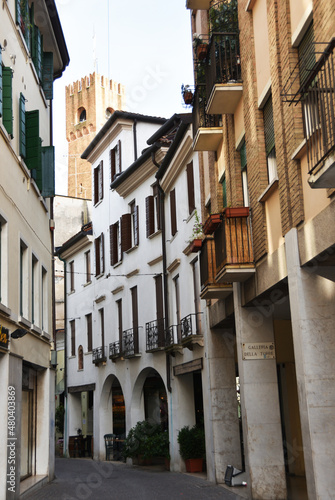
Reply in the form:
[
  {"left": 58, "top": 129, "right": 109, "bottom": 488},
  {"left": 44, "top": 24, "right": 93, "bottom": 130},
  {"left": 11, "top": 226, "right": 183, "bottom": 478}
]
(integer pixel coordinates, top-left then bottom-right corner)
[
  {"left": 170, "top": 188, "right": 177, "bottom": 236},
  {"left": 110, "top": 148, "right": 116, "bottom": 182},
  {"left": 121, "top": 213, "right": 131, "bottom": 253},
  {"left": 118, "top": 140, "right": 122, "bottom": 173},
  {"left": 100, "top": 161, "right": 104, "bottom": 200},
  {"left": 94, "top": 166, "right": 99, "bottom": 205},
  {"left": 101, "top": 232, "right": 105, "bottom": 274},
  {"left": 110, "top": 223, "right": 118, "bottom": 265},
  {"left": 186, "top": 161, "right": 195, "bottom": 214},
  {"left": 134, "top": 205, "right": 139, "bottom": 246},
  {"left": 87, "top": 314, "right": 92, "bottom": 352},
  {"left": 95, "top": 237, "right": 100, "bottom": 276},
  {"left": 146, "top": 196, "right": 155, "bottom": 237}
]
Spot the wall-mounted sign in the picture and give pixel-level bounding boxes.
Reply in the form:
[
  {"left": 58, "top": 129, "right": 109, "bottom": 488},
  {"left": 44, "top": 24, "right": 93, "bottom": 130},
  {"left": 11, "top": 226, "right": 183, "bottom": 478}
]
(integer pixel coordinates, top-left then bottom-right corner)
[
  {"left": 242, "top": 342, "right": 275, "bottom": 360},
  {"left": 0, "top": 325, "right": 9, "bottom": 349}
]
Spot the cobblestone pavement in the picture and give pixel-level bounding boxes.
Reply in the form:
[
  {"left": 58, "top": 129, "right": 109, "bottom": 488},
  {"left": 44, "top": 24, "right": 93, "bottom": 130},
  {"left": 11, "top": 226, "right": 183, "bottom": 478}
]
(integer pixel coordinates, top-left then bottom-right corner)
[{"left": 23, "top": 458, "right": 248, "bottom": 500}]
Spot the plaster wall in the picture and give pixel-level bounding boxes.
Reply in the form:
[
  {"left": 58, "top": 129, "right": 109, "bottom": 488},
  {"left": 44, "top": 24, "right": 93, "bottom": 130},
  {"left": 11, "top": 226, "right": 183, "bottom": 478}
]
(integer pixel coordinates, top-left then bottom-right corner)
[{"left": 252, "top": 0, "right": 271, "bottom": 101}]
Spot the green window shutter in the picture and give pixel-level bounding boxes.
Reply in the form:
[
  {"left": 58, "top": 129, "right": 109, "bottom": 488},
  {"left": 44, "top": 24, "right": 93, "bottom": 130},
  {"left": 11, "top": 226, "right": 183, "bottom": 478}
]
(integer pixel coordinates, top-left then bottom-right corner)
[
  {"left": 2, "top": 68, "right": 13, "bottom": 137},
  {"left": 25, "top": 110, "right": 40, "bottom": 175},
  {"left": 263, "top": 96, "right": 275, "bottom": 155},
  {"left": 42, "top": 52, "right": 53, "bottom": 100},
  {"left": 41, "top": 146, "right": 55, "bottom": 197},
  {"left": 240, "top": 139, "right": 247, "bottom": 170},
  {"left": 299, "top": 23, "right": 315, "bottom": 88},
  {"left": 0, "top": 46, "right": 2, "bottom": 117},
  {"left": 222, "top": 176, "right": 227, "bottom": 208},
  {"left": 32, "top": 25, "right": 42, "bottom": 81},
  {"left": 19, "top": 93, "right": 26, "bottom": 158}
]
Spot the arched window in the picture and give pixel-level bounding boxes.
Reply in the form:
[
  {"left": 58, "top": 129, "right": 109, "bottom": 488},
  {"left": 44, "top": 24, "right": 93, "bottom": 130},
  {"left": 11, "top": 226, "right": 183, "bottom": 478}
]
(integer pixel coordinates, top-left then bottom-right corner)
[
  {"left": 78, "top": 345, "right": 84, "bottom": 370},
  {"left": 78, "top": 107, "right": 86, "bottom": 123}
]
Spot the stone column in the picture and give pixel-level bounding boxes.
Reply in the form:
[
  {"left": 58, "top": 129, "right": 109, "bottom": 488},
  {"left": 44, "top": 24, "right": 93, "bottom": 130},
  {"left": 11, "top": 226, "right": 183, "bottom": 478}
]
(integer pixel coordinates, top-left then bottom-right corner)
[
  {"left": 205, "top": 326, "right": 242, "bottom": 484},
  {"left": 233, "top": 283, "right": 287, "bottom": 499},
  {"left": 285, "top": 228, "right": 335, "bottom": 499}
]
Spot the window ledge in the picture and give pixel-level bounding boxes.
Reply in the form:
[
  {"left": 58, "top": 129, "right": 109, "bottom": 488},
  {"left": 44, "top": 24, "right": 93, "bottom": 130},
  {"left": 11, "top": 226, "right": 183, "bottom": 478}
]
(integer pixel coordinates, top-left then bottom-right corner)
[
  {"left": 83, "top": 281, "right": 92, "bottom": 287},
  {"left": 291, "top": 139, "right": 307, "bottom": 160},
  {"left": 19, "top": 316, "right": 31, "bottom": 329},
  {"left": 94, "top": 199, "right": 103, "bottom": 208},
  {"left": 85, "top": 351, "right": 92, "bottom": 356},
  {"left": 113, "top": 260, "right": 123, "bottom": 269},
  {"left": 148, "top": 229, "right": 162, "bottom": 239},
  {"left": 125, "top": 245, "right": 138, "bottom": 254},
  {"left": 258, "top": 178, "right": 279, "bottom": 203},
  {"left": 0, "top": 302, "right": 11, "bottom": 317},
  {"left": 68, "top": 290, "right": 75, "bottom": 295},
  {"left": 42, "top": 331, "right": 51, "bottom": 340},
  {"left": 169, "top": 232, "right": 178, "bottom": 244},
  {"left": 31, "top": 324, "right": 42, "bottom": 335},
  {"left": 96, "top": 273, "right": 105, "bottom": 280}
]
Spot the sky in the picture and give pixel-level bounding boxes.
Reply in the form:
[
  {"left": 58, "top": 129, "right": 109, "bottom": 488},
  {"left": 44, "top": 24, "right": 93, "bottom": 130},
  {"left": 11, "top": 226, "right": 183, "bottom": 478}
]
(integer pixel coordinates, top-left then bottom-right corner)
[{"left": 53, "top": 0, "right": 195, "bottom": 195}]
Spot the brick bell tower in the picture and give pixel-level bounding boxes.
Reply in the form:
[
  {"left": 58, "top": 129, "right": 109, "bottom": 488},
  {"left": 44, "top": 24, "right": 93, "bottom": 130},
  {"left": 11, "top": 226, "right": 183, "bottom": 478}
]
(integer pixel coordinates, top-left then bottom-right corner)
[{"left": 66, "top": 73, "right": 126, "bottom": 199}]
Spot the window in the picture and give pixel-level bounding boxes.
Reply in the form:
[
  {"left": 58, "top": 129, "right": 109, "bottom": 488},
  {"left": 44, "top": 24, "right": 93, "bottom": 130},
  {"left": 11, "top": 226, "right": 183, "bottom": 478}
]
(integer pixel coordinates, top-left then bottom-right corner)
[
  {"left": 79, "top": 108, "right": 86, "bottom": 122},
  {"left": 69, "top": 261, "right": 75, "bottom": 292},
  {"left": 145, "top": 184, "right": 161, "bottom": 237},
  {"left": 78, "top": 345, "right": 83, "bottom": 370},
  {"left": 130, "top": 201, "right": 139, "bottom": 247},
  {"left": 131, "top": 286, "right": 139, "bottom": 354},
  {"left": 2, "top": 67, "right": 13, "bottom": 137},
  {"left": 85, "top": 250, "right": 91, "bottom": 283},
  {"left": 170, "top": 188, "right": 177, "bottom": 237},
  {"left": 20, "top": 240, "right": 28, "bottom": 318},
  {"left": 174, "top": 275, "right": 181, "bottom": 343},
  {"left": 221, "top": 174, "right": 227, "bottom": 208},
  {"left": 94, "top": 161, "right": 104, "bottom": 205},
  {"left": 16, "top": 0, "right": 30, "bottom": 49},
  {"left": 110, "top": 140, "right": 121, "bottom": 183},
  {"left": 186, "top": 161, "right": 195, "bottom": 215},
  {"left": 239, "top": 139, "right": 249, "bottom": 206},
  {"left": 120, "top": 202, "right": 139, "bottom": 253},
  {"left": 263, "top": 95, "right": 277, "bottom": 184},
  {"left": 86, "top": 313, "right": 92, "bottom": 352},
  {"left": 31, "top": 255, "right": 38, "bottom": 325},
  {"left": 95, "top": 233, "right": 105, "bottom": 276},
  {"left": 299, "top": 23, "right": 319, "bottom": 137},
  {"left": 0, "top": 216, "right": 8, "bottom": 305},
  {"left": 155, "top": 275, "right": 164, "bottom": 344},
  {"left": 99, "top": 308, "right": 105, "bottom": 350},
  {"left": 117, "top": 299, "right": 123, "bottom": 346},
  {"left": 298, "top": 22, "right": 315, "bottom": 89},
  {"left": 70, "top": 320, "right": 75, "bottom": 356},
  {"left": 110, "top": 221, "right": 121, "bottom": 266},
  {"left": 41, "top": 267, "right": 47, "bottom": 331}
]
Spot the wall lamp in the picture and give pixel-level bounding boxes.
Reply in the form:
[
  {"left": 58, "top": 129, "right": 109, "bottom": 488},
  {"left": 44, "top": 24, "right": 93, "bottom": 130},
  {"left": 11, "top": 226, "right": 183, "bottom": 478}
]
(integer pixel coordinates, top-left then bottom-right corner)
[{"left": 11, "top": 328, "right": 28, "bottom": 339}]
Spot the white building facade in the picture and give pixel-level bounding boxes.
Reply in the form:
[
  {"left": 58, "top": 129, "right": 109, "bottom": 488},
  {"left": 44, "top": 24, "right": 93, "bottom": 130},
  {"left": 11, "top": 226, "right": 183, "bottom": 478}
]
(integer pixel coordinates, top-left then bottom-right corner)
[{"left": 0, "top": 0, "right": 68, "bottom": 498}]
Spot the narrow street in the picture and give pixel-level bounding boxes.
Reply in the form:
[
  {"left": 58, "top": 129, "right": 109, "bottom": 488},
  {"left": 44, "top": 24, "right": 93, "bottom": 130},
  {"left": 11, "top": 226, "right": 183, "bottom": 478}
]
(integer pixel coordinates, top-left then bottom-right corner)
[{"left": 22, "top": 458, "right": 248, "bottom": 500}]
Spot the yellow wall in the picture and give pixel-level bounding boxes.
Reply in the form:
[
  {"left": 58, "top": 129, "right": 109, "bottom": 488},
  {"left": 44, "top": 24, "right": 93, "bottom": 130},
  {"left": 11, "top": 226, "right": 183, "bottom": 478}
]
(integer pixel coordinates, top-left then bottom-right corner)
[
  {"left": 265, "top": 188, "right": 284, "bottom": 255},
  {"left": 234, "top": 98, "right": 244, "bottom": 146},
  {"left": 289, "top": 0, "right": 313, "bottom": 42},
  {"left": 300, "top": 153, "right": 330, "bottom": 223},
  {"left": 253, "top": 0, "right": 271, "bottom": 100}
]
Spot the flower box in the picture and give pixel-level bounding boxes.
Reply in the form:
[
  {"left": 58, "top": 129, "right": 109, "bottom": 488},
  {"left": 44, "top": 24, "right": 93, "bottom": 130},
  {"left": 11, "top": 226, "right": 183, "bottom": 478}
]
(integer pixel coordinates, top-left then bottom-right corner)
[
  {"left": 189, "top": 238, "right": 203, "bottom": 252},
  {"left": 224, "top": 207, "right": 250, "bottom": 218},
  {"left": 203, "top": 213, "right": 222, "bottom": 234}
]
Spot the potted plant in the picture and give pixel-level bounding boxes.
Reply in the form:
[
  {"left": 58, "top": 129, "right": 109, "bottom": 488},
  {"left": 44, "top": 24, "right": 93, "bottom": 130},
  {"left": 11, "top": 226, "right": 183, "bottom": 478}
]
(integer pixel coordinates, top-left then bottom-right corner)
[
  {"left": 177, "top": 425, "right": 205, "bottom": 473},
  {"left": 188, "top": 210, "right": 204, "bottom": 252},
  {"left": 193, "top": 35, "right": 208, "bottom": 61},
  {"left": 122, "top": 420, "right": 169, "bottom": 465},
  {"left": 181, "top": 84, "right": 193, "bottom": 105}
]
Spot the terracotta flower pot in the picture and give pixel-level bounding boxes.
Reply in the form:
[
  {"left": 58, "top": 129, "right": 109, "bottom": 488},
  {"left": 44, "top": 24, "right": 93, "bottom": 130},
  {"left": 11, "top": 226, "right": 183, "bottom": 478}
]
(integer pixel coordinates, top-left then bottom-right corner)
[
  {"left": 224, "top": 207, "right": 250, "bottom": 218},
  {"left": 189, "top": 239, "right": 203, "bottom": 252},
  {"left": 185, "top": 458, "right": 203, "bottom": 473},
  {"left": 183, "top": 91, "right": 193, "bottom": 105},
  {"left": 197, "top": 43, "right": 208, "bottom": 61},
  {"left": 203, "top": 213, "right": 222, "bottom": 234}
]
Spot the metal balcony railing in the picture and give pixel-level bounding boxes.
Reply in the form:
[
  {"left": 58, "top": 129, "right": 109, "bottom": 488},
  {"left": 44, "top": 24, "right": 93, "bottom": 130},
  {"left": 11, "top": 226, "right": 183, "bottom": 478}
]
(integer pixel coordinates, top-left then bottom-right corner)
[
  {"left": 109, "top": 341, "right": 123, "bottom": 359},
  {"left": 180, "top": 313, "right": 202, "bottom": 340},
  {"left": 145, "top": 318, "right": 165, "bottom": 351},
  {"left": 192, "top": 84, "right": 222, "bottom": 138},
  {"left": 123, "top": 328, "right": 139, "bottom": 357},
  {"left": 206, "top": 32, "right": 241, "bottom": 95},
  {"left": 214, "top": 210, "right": 254, "bottom": 274},
  {"left": 165, "top": 324, "right": 181, "bottom": 347},
  {"left": 92, "top": 346, "right": 107, "bottom": 364}
]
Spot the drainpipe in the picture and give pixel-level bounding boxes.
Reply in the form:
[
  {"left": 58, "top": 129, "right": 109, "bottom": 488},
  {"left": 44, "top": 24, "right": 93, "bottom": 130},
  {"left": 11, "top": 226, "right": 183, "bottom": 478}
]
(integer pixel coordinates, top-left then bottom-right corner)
[
  {"left": 133, "top": 120, "right": 138, "bottom": 161},
  {"left": 151, "top": 152, "right": 171, "bottom": 393},
  {"left": 58, "top": 254, "right": 68, "bottom": 457}
]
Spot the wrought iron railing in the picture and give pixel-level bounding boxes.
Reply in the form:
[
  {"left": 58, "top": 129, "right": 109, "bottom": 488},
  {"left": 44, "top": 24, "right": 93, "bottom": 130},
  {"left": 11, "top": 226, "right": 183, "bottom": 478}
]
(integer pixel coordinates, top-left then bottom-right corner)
[
  {"left": 165, "top": 324, "right": 181, "bottom": 347},
  {"left": 180, "top": 313, "right": 202, "bottom": 339},
  {"left": 214, "top": 210, "right": 253, "bottom": 274},
  {"left": 109, "top": 341, "right": 122, "bottom": 359},
  {"left": 92, "top": 346, "right": 107, "bottom": 364},
  {"left": 145, "top": 318, "right": 165, "bottom": 351},
  {"left": 206, "top": 32, "right": 241, "bottom": 95},
  {"left": 123, "top": 328, "right": 139, "bottom": 357},
  {"left": 192, "top": 84, "right": 222, "bottom": 138}
]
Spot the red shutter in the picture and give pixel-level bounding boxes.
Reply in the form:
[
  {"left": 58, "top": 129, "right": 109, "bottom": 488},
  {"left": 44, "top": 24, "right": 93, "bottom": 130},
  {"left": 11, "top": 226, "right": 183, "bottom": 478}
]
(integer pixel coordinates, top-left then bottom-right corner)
[
  {"left": 110, "top": 148, "right": 116, "bottom": 182},
  {"left": 170, "top": 189, "right": 177, "bottom": 236},
  {"left": 146, "top": 196, "right": 155, "bottom": 237},
  {"left": 110, "top": 223, "right": 118, "bottom": 266},
  {"left": 186, "top": 161, "right": 195, "bottom": 214},
  {"left": 121, "top": 213, "right": 131, "bottom": 253},
  {"left": 134, "top": 205, "right": 139, "bottom": 246}
]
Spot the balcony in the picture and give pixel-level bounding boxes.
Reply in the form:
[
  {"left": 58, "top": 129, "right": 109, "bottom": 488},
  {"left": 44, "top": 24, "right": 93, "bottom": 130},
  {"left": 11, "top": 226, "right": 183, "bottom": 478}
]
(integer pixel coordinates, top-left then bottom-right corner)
[
  {"left": 180, "top": 313, "right": 204, "bottom": 350},
  {"left": 200, "top": 237, "right": 233, "bottom": 299},
  {"left": 165, "top": 325, "right": 183, "bottom": 355},
  {"left": 109, "top": 341, "right": 123, "bottom": 362},
  {"left": 214, "top": 208, "right": 255, "bottom": 282},
  {"left": 205, "top": 32, "right": 242, "bottom": 115},
  {"left": 146, "top": 318, "right": 165, "bottom": 352},
  {"left": 192, "top": 84, "right": 223, "bottom": 151},
  {"left": 186, "top": 0, "right": 211, "bottom": 9},
  {"left": 282, "top": 39, "right": 335, "bottom": 188},
  {"left": 123, "top": 328, "right": 140, "bottom": 358},
  {"left": 92, "top": 346, "right": 107, "bottom": 365}
]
